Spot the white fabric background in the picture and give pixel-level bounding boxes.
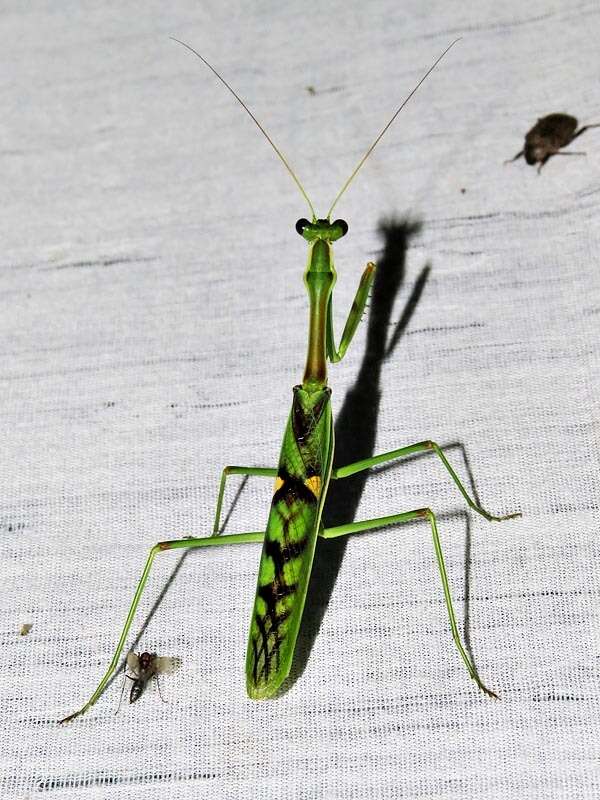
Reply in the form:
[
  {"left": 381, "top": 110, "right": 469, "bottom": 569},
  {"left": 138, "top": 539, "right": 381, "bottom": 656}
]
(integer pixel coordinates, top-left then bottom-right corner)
[{"left": 2, "top": 1, "right": 600, "bottom": 797}]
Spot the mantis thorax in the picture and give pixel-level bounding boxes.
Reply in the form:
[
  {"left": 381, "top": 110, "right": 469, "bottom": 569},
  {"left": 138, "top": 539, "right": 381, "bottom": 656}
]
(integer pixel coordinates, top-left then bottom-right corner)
[{"left": 300, "top": 219, "right": 347, "bottom": 390}]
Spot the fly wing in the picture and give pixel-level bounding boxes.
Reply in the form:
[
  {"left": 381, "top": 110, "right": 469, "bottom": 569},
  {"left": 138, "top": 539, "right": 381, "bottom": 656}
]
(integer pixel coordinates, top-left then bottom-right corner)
[
  {"left": 154, "top": 656, "right": 181, "bottom": 675},
  {"left": 126, "top": 651, "right": 140, "bottom": 677},
  {"left": 246, "top": 385, "right": 333, "bottom": 699}
]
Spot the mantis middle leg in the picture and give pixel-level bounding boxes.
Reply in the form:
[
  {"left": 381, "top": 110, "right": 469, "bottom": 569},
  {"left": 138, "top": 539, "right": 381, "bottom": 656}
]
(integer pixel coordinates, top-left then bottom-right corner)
[
  {"left": 331, "top": 440, "right": 521, "bottom": 522},
  {"left": 213, "top": 466, "right": 277, "bottom": 533}
]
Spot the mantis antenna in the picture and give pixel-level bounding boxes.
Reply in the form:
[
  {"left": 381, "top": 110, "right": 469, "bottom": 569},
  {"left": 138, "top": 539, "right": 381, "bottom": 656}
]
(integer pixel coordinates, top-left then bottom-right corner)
[
  {"left": 326, "top": 38, "right": 461, "bottom": 219},
  {"left": 171, "top": 37, "right": 317, "bottom": 220}
]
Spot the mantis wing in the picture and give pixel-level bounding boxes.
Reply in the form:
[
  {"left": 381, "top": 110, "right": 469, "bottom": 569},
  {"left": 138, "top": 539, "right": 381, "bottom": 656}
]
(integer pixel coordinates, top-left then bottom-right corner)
[{"left": 246, "top": 385, "right": 333, "bottom": 699}]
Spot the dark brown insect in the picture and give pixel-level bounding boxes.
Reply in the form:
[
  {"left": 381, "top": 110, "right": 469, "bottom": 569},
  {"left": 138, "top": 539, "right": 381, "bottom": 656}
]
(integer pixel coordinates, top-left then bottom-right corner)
[
  {"left": 507, "top": 113, "right": 600, "bottom": 172},
  {"left": 119, "top": 651, "right": 179, "bottom": 709}
]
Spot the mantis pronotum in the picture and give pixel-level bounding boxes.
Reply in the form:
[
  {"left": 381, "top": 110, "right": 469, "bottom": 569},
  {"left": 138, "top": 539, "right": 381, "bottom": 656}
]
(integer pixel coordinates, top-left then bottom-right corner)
[{"left": 61, "top": 39, "right": 520, "bottom": 722}]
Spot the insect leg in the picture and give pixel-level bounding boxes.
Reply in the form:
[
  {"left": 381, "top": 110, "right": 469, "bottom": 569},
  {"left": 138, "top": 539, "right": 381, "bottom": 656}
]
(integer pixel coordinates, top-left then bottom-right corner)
[
  {"left": 59, "top": 529, "right": 264, "bottom": 723},
  {"left": 331, "top": 440, "right": 520, "bottom": 522},
  {"left": 504, "top": 149, "right": 524, "bottom": 164},
  {"left": 539, "top": 151, "right": 586, "bottom": 173},
  {"left": 213, "top": 466, "right": 277, "bottom": 533},
  {"left": 154, "top": 673, "right": 167, "bottom": 703},
  {"left": 536, "top": 154, "right": 551, "bottom": 173},
  {"left": 326, "top": 262, "right": 376, "bottom": 362},
  {"left": 320, "top": 508, "right": 497, "bottom": 697},
  {"left": 570, "top": 123, "right": 600, "bottom": 143},
  {"left": 115, "top": 666, "right": 130, "bottom": 715}
]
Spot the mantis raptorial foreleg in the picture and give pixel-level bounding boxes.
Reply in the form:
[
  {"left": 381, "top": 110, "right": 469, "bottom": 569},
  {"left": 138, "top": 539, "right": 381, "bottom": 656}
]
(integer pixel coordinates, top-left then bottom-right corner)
[
  {"left": 326, "top": 262, "right": 376, "bottom": 362},
  {"left": 320, "top": 507, "right": 497, "bottom": 697},
  {"left": 213, "top": 466, "right": 277, "bottom": 534},
  {"left": 60, "top": 530, "right": 265, "bottom": 723},
  {"left": 332, "top": 441, "right": 521, "bottom": 522}
]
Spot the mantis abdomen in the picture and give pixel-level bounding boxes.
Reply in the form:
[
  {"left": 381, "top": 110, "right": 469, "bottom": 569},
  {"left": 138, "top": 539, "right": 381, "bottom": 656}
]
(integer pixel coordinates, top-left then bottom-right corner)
[{"left": 246, "top": 385, "right": 333, "bottom": 699}]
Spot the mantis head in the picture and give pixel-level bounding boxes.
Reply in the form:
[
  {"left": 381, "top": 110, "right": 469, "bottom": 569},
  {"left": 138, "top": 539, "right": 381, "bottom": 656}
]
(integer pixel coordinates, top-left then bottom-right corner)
[{"left": 295, "top": 218, "right": 348, "bottom": 242}]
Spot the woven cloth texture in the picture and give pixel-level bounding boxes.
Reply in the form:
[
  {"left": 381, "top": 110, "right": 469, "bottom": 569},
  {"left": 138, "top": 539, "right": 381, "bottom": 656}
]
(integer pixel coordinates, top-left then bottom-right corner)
[{"left": 2, "top": 1, "right": 600, "bottom": 798}]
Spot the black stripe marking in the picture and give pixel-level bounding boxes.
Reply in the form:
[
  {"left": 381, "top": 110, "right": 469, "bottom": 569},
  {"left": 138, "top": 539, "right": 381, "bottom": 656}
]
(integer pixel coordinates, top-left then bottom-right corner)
[
  {"left": 254, "top": 582, "right": 295, "bottom": 681},
  {"left": 253, "top": 612, "right": 271, "bottom": 682},
  {"left": 263, "top": 534, "right": 309, "bottom": 580},
  {"left": 273, "top": 468, "right": 317, "bottom": 507},
  {"left": 251, "top": 636, "right": 260, "bottom": 685}
]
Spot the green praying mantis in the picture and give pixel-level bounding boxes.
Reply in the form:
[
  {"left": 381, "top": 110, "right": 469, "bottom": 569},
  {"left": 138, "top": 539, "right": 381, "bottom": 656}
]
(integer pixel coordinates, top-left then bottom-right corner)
[{"left": 60, "top": 39, "right": 520, "bottom": 723}]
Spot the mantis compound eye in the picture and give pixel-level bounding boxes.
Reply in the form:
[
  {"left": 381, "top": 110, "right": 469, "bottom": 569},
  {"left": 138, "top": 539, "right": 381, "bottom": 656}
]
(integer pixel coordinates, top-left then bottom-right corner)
[
  {"left": 295, "top": 218, "right": 310, "bottom": 235},
  {"left": 332, "top": 219, "right": 348, "bottom": 237}
]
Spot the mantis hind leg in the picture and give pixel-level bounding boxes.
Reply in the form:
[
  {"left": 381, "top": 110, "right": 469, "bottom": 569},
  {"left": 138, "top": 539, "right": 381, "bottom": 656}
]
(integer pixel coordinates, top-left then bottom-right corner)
[
  {"left": 60, "top": 529, "right": 264, "bottom": 723},
  {"left": 213, "top": 466, "right": 277, "bottom": 533},
  {"left": 320, "top": 508, "right": 499, "bottom": 698},
  {"left": 331, "top": 440, "right": 521, "bottom": 522}
]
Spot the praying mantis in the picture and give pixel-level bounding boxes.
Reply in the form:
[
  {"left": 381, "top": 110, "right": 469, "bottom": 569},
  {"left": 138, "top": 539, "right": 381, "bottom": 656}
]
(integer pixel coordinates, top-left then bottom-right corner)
[{"left": 60, "top": 39, "right": 520, "bottom": 723}]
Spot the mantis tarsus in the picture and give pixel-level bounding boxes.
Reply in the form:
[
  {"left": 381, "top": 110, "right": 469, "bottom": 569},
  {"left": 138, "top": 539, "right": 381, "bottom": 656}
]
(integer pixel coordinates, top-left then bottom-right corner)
[{"left": 60, "top": 38, "right": 520, "bottom": 723}]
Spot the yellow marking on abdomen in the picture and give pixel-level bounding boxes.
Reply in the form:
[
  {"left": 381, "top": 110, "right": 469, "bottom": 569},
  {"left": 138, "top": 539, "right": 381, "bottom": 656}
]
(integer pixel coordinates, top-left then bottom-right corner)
[
  {"left": 304, "top": 475, "right": 322, "bottom": 498},
  {"left": 273, "top": 476, "right": 284, "bottom": 493}
]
